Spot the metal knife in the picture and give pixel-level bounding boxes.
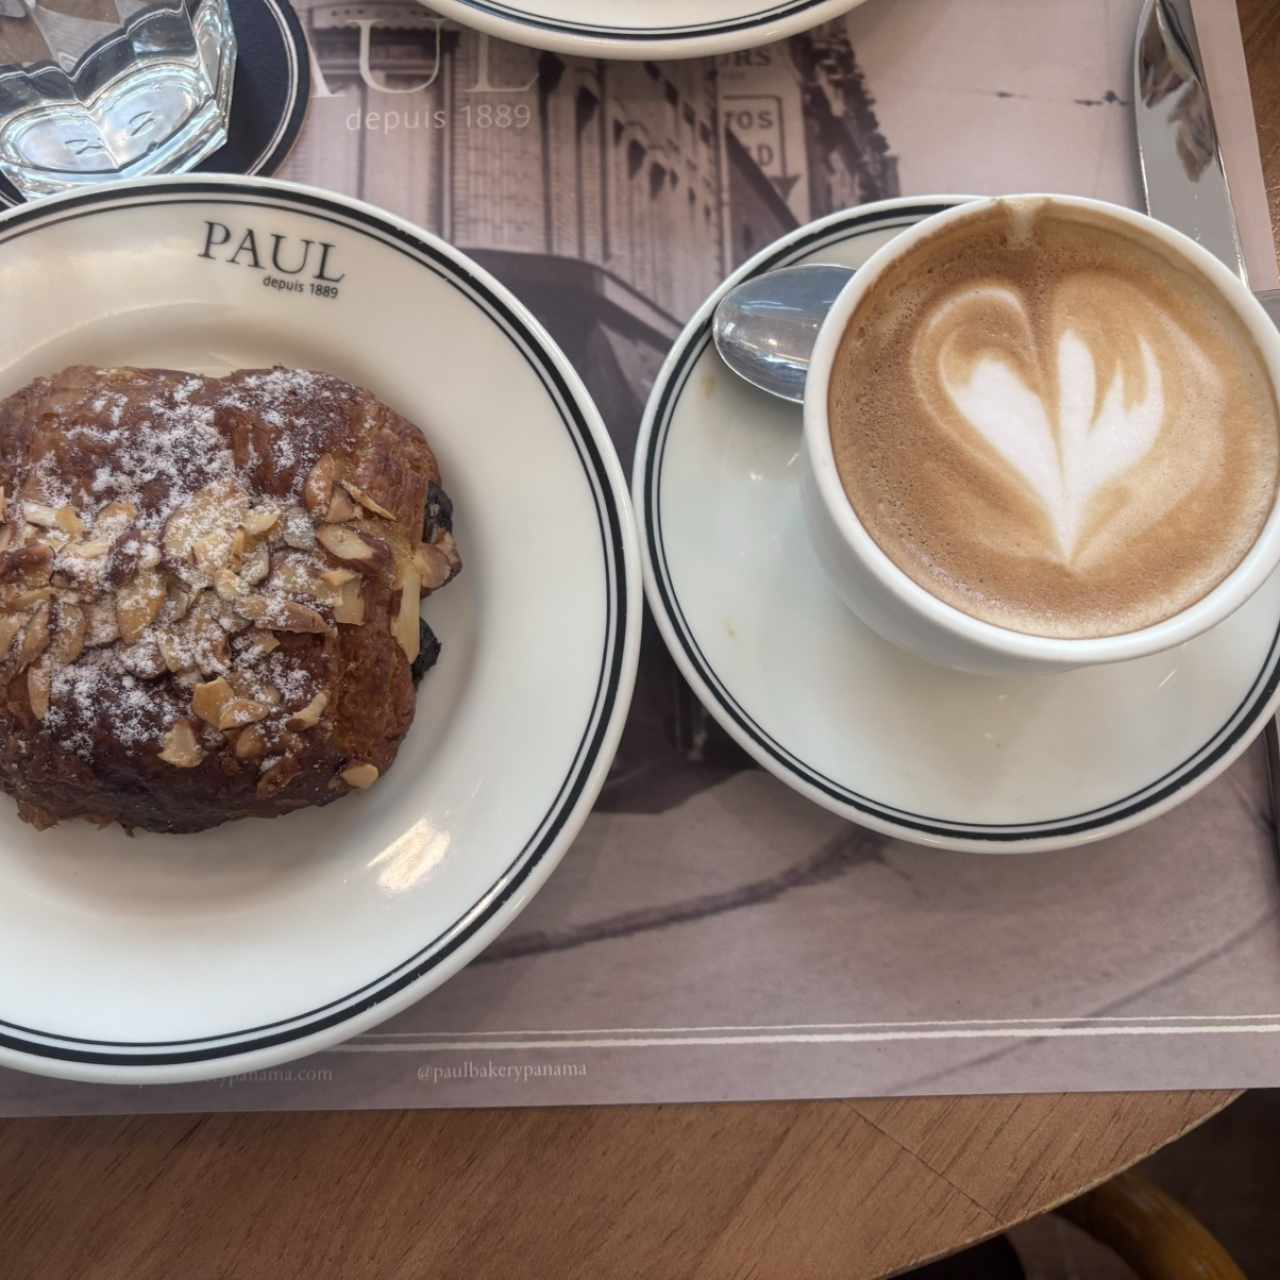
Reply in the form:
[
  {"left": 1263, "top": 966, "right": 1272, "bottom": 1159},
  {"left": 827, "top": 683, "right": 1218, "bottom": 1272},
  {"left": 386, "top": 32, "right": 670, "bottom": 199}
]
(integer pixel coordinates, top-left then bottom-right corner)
[
  {"left": 1135, "top": 0, "right": 1280, "bottom": 316},
  {"left": 1134, "top": 0, "right": 1280, "bottom": 821}
]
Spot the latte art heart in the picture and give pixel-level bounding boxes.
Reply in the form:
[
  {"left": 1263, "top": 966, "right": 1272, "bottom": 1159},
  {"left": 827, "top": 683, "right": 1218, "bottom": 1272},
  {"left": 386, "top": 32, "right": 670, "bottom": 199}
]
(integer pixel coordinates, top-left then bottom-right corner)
[
  {"left": 828, "top": 199, "right": 1280, "bottom": 638},
  {"left": 939, "top": 303, "right": 1164, "bottom": 561}
]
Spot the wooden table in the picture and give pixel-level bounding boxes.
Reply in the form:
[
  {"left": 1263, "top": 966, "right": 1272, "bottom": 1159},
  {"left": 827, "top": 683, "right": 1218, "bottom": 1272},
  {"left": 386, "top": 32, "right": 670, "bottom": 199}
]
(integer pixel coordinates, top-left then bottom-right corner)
[{"left": 3, "top": 4, "right": 1278, "bottom": 1277}]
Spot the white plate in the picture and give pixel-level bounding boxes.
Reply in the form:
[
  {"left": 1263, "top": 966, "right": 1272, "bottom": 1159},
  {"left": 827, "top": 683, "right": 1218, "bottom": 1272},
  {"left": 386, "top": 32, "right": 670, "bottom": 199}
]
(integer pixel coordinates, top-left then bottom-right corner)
[
  {"left": 633, "top": 197, "right": 1280, "bottom": 854},
  {"left": 0, "top": 176, "right": 640, "bottom": 1082},
  {"left": 428, "top": 0, "right": 868, "bottom": 60}
]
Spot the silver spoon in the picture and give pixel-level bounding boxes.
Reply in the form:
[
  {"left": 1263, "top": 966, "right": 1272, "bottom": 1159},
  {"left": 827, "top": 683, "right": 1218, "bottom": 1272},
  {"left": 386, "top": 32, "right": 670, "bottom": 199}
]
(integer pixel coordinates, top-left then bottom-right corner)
[
  {"left": 717, "top": 257, "right": 1280, "bottom": 404},
  {"left": 712, "top": 263, "right": 855, "bottom": 403}
]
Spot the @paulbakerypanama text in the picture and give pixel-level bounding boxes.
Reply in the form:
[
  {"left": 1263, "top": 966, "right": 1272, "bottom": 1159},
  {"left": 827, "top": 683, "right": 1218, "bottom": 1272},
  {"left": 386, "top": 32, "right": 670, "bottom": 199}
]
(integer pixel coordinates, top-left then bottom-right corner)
[{"left": 418, "top": 1059, "right": 588, "bottom": 1085}]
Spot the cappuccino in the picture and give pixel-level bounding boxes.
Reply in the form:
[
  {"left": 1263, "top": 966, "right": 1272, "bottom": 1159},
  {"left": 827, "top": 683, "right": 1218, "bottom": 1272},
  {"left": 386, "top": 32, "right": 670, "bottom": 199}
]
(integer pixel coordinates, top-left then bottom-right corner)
[{"left": 828, "top": 198, "right": 1280, "bottom": 638}]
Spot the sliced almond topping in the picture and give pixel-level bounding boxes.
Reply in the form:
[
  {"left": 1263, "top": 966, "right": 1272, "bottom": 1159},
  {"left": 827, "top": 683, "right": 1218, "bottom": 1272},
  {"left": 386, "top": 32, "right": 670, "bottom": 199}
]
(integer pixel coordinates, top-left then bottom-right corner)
[
  {"left": 229, "top": 674, "right": 282, "bottom": 707},
  {"left": 115, "top": 567, "right": 165, "bottom": 645},
  {"left": 21, "top": 502, "right": 58, "bottom": 529},
  {"left": 24, "top": 551, "right": 54, "bottom": 588},
  {"left": 304, "top": 453, "right": 337, "bottom": 514},
  {"left": 162, "top": 507, "right": 197, "bottom": 563},
  {"left": 138, "top": 543, "right": 161, "bottom": 570},
  {"left": 342, "top": 763, "right": 380, "bottom": 789},
  {"left": 237, "top": 629, "right": 281, "bottom": 664},
  {"left": 66, "top": 539, "right": 111, "bottom": 560},
  {"left": 120, "top": 638, "right": 166, "bottom": 680},
  {"left": 217, "top": 698, "right": 271, "bottom": 731},
  {"left": 229, "top": 594, "right": 273, "bottom": 626},
  {"left": 340, "top": 480, "right": 395, "bottom": 520},
  {"left": 27, "top": 656, "right": 52, "bottom": 721},
  {"left": 162, "top": 583, "right": 193, "bottom": 624},
  {"left": 96, "top": 496, "right": 137, "bottom": 522},
  {"left": 239, "top": 542, "right": 271, "bottom": 587},
  {"left": 103, "top": 535, "right": 139, "bottom": 588},
  {"left": 0, "top": 613, "right": 24, "bottom": 658},
  {"left": 15, "top": 600, "right": 51, "bottom": 670},
  {"left": 84, "top": 598, "right": 120, "bottom": 648},
  {"left": 436, "top": 530, "right": 462, "bottom": 574},
  {"left": 393, "top": 564, "right": 421, "bottom": 662},
  {"left": 316, "top": 524, "right": 375, "bottom": 562},
  {"left": 243, "top": 506, "right": 280, "bottom": 537},
  {"left": 51, "top": 601, "right": 86, "bottom": 665},
  {"left": 162, "top": 482, "right": 245, "bottom": 567},
  {"left": 281, "top": 508, "right": 316, "bottom": 550},
  {"left": 9, "top": 586, "right": 54, "bottom": 610},
  {"left": 187, "top": 591, "right": 230, "bottom": 673},
  {"left": 334, "top": 578, "right": 365, "bottom": 626},
  {"left": 158, "top": 631, "right": 193, "bottom": 673},
  {"left": 413, "top": 543, "right": 452, "bottom": 591},
  {"left": 0, "top": 485, "right": 6, "bottom": 523},
  {"left": 230, "top": 527, "right": 248, "bottom": 560},
  {"left": 158, "top": 719, "right": 203, "bottom": 768},
  {"left": 324, "top": 488, "right": 358, "bottom": 523},
  {"left": 233, "top": 594, "right": 332, "bottom": 634},
  {"left": 0, "top": 525, "right": 11, "bottom": 554},
  {"left": 258, "top": 755, "right": 302, "bottom": 798},
  {"left": 191, "top": 676, "right": 235, "bottom": 726},
  {"left": 268, "top": 554, "right": 326, "bottom": 600},
  {"left": 216, "top": 600, "right": 253, "bottom": 636},
  {"left": 54, "top": 505, "right": 84, "bottom": 537},
  {"left": 214, "top": 568, "right": 246, "bottom": 602},
  {"left": 0, "top": 542, "right": 53, "bottom": 585},
  {"left": 273, "top": 599, "right": 332, "bottom": 634},
  {"left": 93, "top": 499, "right": 138, "bottom": 535},
  {"left": 234, "top": 724, "right": 267, "bottom": 760},
  {"left": 287, "top": 690, "right": 329, "bottom": 731},
  {"left": 193, "top": 534, "right": 235, "bottom": 577},
  {"left": 320, "top": 567, "right": 358, "bottom": 587}
]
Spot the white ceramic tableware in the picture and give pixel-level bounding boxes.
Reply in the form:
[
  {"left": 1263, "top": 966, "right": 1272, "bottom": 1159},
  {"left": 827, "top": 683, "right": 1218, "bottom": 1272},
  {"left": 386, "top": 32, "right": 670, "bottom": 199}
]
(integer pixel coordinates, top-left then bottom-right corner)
[
  {"left": 802, "top": 194, "right": 1280, "bottom": 675},
  {"left": 634, "top": 197, "right": 1280, "bottom": 853},
  {"left": 428, "top": 0, "right": 869, "bottom": 60},
  {"left": 0, "top": 176, "right": 640, "bottom": 1083}
]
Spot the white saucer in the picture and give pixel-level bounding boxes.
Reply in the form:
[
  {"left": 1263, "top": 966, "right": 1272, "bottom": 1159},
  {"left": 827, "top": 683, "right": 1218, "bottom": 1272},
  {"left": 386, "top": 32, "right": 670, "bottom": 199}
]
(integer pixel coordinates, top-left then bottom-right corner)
[
  {"left": 428, "top": 0, "right": 868, "bottom": 60},
  {"left": 633, "top": 197, "right": 1280, "bottom": 854},
  {"left": 0, "top": 177, "right": 639, "bottom": 1083}
]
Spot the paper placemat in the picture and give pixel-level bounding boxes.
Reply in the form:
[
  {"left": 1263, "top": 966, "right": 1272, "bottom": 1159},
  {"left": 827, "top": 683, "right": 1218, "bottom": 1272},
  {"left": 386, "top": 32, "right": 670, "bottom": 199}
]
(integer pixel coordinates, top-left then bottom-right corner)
[{"left": 4, "top": 0, "right": 1279, "bottom": 1117}]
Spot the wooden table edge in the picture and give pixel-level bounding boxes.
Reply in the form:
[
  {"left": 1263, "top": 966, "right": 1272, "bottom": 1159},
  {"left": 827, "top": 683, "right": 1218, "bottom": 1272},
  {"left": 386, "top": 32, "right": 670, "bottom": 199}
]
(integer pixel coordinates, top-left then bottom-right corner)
[{"left": 876, "top": 1088, "right": 1243, "bottom": 1277}]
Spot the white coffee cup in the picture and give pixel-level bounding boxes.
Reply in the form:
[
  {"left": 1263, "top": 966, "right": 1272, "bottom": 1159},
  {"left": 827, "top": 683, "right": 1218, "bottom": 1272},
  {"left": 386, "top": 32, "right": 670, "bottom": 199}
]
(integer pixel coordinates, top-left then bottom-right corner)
[{"left": 801, "top": 194, "right": 1280, "bottom": 676}]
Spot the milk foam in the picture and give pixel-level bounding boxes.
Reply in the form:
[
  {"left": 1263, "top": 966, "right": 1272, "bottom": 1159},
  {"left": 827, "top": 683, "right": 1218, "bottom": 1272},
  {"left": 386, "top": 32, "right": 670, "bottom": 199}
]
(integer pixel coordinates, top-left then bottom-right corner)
[
  {"left": 935, "top": 287, "right": 1166, "bottom": 559},
  {"left": 828, "top": 200, "right": 1280, "bottom": 639}
]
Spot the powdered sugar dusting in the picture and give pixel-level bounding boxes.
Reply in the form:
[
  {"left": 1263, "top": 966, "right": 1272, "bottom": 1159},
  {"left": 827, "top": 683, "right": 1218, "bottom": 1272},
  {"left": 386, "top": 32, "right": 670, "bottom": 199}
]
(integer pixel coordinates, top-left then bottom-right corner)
[
  {"left": 262, "top": 651, "right": 316, "bottom": 707},
  {"left": 242, "top": 368, "right": 323, "bottom": 395},
  {"left": 46, "top": 650, "right": 167, "bottom": 759},
  {"left": 15, "top": 367, "right": 356, "bottom": 767},
  {"left": 26, "top": 368, "right": 342, "bottom": 533},
  {"left": 86, "top": 398, "right": 234, "bottom": 534},
  {"left": 28, "top": 453, "right": 71, "bottom": 509}
]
